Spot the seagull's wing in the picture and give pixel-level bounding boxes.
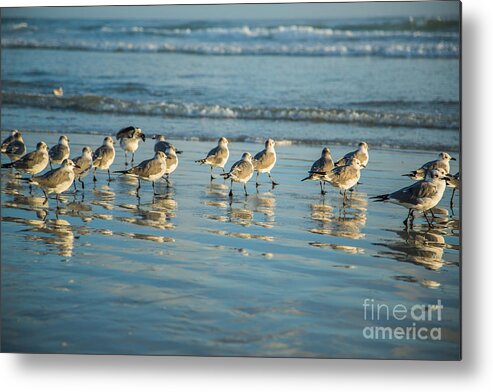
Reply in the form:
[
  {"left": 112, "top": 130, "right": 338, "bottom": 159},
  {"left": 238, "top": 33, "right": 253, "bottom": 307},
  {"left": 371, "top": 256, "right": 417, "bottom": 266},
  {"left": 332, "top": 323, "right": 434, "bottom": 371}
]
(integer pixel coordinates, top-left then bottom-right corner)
[
  {"left": 6, "top": 140, "right": 25, "bottom": 155},
  {"left": 253, "top": 150, "right": 275, "bottom": 170}
]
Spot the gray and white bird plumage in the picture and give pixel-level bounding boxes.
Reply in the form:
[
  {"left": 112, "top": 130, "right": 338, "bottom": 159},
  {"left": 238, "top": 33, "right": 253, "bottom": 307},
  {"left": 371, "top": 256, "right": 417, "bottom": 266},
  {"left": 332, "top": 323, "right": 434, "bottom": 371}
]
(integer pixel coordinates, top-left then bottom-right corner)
[
  {"left": 49, "top": 135, "right": 70, "bottom": 166},
  {"left": 195, "top": 137, "right": 230, "bottom": 180},
  {"left": 114, "top": 151, "right": 167, "bottom": 196},
  {"left": 372, "top": 169, "right": 447, "bottom": 227},
  {"left": 335, "top": 142, "right": 369, "bottom": 168},
  {"left": 92, "top": 136, "right": 116, "bottom": 182},
  {"left": 153, "top": 135, "right": 183, "bottom": 155},
  {"left": 1, "top": 141, "right": 49, "bottom": 176},
  {"left": 116, "top": 126, "right": 146, "bottom": 165},
  {"left": 252, "top": 138, "right": 278, "bottom": 187},
  {"left": 221, "top": 152, "right": 254, "bottom": 196},
  {"left": 72, "top": 146, "right": 93, "bottom": 190},
  {"left": 403, "top": 152, "right": 456, "bottom": 180},
  {"left": 28, "top": 158, "right": 78, "bottom": 201},
  {"left": 4, "top": 131, "right": 26, "bottom": 162},
  {"left": 1, "top": 130, "right": 20, "bottom": 153},
  {"left": 301, "top": 147, "right": 334, "bottom": 195}
]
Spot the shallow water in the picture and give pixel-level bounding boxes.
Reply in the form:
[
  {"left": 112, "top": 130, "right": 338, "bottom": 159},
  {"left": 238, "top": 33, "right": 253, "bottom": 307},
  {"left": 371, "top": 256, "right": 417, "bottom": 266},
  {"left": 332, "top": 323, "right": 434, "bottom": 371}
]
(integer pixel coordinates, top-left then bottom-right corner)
[{"left": 1, "top": 131, "right": 460, "bottom": 358}]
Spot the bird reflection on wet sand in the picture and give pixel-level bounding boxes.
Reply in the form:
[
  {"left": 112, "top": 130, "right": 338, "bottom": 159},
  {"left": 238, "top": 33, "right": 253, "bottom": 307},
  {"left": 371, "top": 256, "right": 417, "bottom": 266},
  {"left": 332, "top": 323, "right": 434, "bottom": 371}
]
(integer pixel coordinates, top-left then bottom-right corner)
[
  {"left": 374, "top": 223, "right": 457, "bottom": 271},
  {"left": 307, "top": 190, "right": 367, "bottom": 254}
]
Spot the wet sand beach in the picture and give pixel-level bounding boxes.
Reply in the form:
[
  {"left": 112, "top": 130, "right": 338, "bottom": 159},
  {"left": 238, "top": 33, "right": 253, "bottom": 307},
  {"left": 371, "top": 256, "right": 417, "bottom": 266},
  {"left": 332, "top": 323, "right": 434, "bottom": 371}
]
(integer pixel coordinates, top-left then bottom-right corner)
[{"left": 1, "top": 131, "right": 460, "bottom": 358}]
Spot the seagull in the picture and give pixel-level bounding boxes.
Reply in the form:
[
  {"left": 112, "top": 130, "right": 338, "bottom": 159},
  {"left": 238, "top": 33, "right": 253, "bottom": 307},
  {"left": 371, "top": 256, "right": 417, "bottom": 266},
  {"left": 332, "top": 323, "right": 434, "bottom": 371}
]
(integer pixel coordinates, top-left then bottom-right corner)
[
  {"left": 116, "top": 126, "right": 146, "bottom": 166},
  {"left": 221, "top": 152, "right": 254, "bottom": 197},
  {"left": 402, "top": 152, "right": 456, "bottom": 180},
  {"left": 445, "top": 171, "right": 460, "bottom": 209},
  {"left": 323, "top": 157, "right": 362, "bottom": 205},
  {"left": 163, "top": 145, "right": 179, "bottom": 186},
  {"left": 335, "top": 142, "right": 369, "bottom": 168},
  {"left": 1, "top": 141, "right": 49, "bottom": 179},
  {"left": 252, "top": 138, "right": 278, "bottom": 188},
  {"left": 371, "top": 169, "right": 447, "bottom": 228},
  {"left": 49, "top": 135, "right": 70, "bottom": 169},
  {"left": 27, "top": 159, "right": 78, "bottom": 204},
  {"left": 301, "top": 147, "right": 334, "bottom": 195},
  {"left": 3, "top": 130, "right": 26, "bottom": 162},
  {"left": 72, "top": 146, "right": 93, "bottom": 191},
  {"left": 195, "top": 137, "right": 230, "bottom": 181},
  {"left": 92, "top": 136, "right": 115, "bottom": 182},
  {"left": 53, "top": 87, "right": 64, "bottom": 97},
  {"left": 153, "top": 135, "right": 183, "bottom": 154},
  {"left": 114, "top": 151, "right": 167, "bottom": 196},
  {"left": 1, "top": 129, "right": 20, "bottom": 153}
]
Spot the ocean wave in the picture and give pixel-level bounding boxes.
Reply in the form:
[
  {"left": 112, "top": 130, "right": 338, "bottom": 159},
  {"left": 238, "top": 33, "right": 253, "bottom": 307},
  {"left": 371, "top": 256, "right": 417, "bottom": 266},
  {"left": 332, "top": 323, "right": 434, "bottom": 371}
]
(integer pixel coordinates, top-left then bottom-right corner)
[
  {"left": 95, "top": 24, "right": 458, "bottom": 40},
  {"left": 1, "top": 38, "right": 459, "bottom": 58},
  {"left": 2, "top": 92, "right": 459, "bottom": 130}
]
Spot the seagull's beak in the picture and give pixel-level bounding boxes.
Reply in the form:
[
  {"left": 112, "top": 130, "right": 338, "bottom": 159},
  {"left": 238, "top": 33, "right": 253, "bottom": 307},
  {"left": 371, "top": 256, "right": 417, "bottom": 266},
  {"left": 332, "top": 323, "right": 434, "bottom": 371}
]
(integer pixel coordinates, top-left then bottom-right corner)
[
  {"left": 152, "top": 135, "right": 157, "bottom": 140},
  {"left": 74, "top": 165, "right": 81, "bottom": 169},
  {"left": 141, "top": 134, "right": 146, "bottom": 142},
  {"left": 450, "top": 157, "right": 456, "bottom": 161}
]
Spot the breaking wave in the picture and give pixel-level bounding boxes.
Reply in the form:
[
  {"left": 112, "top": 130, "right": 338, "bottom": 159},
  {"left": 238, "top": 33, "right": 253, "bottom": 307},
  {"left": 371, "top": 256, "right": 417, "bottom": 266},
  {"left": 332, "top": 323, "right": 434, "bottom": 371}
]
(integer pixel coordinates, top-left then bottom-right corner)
[{"left": 2, "top": 92, "right": 459, "bottom": 130}]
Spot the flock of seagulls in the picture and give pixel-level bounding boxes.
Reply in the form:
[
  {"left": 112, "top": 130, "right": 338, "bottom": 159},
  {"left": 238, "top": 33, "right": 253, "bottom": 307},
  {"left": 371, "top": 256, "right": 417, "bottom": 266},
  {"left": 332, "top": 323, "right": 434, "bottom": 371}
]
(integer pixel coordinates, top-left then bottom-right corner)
[{"left": 1, "top": 128, "right": 459, "bottom": 228}]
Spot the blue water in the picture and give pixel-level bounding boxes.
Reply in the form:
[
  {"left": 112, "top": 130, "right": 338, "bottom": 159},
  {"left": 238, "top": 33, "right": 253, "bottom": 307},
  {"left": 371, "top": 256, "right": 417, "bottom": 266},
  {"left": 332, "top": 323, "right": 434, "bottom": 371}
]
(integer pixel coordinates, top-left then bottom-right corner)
[
  {"left": 1, "top": 16, "right": 460, "bottom": 150},
  {"left": 0, "top": 13, "right": 460, "bottom": 358}
]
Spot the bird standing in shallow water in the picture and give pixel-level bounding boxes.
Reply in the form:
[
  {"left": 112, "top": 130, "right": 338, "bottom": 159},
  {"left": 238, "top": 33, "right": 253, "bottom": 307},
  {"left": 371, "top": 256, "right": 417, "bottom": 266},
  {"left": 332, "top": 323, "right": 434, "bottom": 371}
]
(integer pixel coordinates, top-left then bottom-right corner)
[
  {"left": 322, "top": 157, "right": 362, "bottom": 206},
  {"left": 92, "top": 136, "right": 116, "bottom": 183},
  {"left": 116, "top": 126, "right": 146, "bottom": 166},
  {"left": 301, "top": 147, "right": 334, "bottom": 195},
  {"left": 27, "top": 159, "right": 78, "bottom": 205},
  {"left": 2, "top": 141, "right": 49, "bottom": 192},
  {"left": 114, "top": 151, "right": 167, "bottom": 197},
  {"left": 72, "top": 146, "right": 93, "bottom": 191},
  {"left": 371, "top": 169, "right": 447, "bottom": 228},
  {"left": 252, "top": 138, "right": 278, "bottom": 188},
  {"left": 221, "top": 152, "right": 254, "bottom": 197},
  {"left": 195, "top": 137, "right": 230, "bottom": 181}
]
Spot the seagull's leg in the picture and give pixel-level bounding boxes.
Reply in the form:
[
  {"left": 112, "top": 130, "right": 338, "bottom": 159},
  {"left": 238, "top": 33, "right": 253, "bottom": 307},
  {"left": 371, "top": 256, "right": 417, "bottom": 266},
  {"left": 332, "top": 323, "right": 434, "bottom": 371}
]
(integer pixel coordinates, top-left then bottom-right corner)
[
  {"left": 124, "top": 152, "right": 128, "bottom": 166},
  {"left": 210, "top": 166, "right": 215, "bottom": 181},
  {"left": 73, "top": 179, "right": 77, "bottom": 192},
  {"left": 424, "top": 210, "right": 432, "bottom": 227},
  {"left": 343, "top": 190, "right": 347, "bottom": 206},
  {"left": 430, "top": 209, "right": 436, "bottom": 219},
  {"left": 93, "top": 169, "right": 97, "bottom": 183},
  {"left": 42, "top": 189, "right": 48, "bottom": 205},
  {"left": 136, "top": 178, "right": 141, "bottom": 197},
  {"left": 410, "top": 210, "right": 416, "bottom": 228},
  {"left": 403, "top": 209, "right": 410, "bottom": 228},
  {"left": 131, "top": 152, "right": 135, "bottom": 165},
  {"left": 80, "top": 178, "right": 85, "bottom": 190},
  {"left": 319, "top": 181, "right": 325, "bottom": 195},
  {"left": 49, "top": 161, "right": 53, "bottom": 170},
  {"left": 244, "top": 183, "right": 248, "bottom": 196},
  {"left": 229, "top": 179, "right": 233, "bottom": 197},
  {"left": 268, "top": 172, "right": 278, "bottom": 186},
  {"left": 165, "top": 174, "right": 171, "bottom": 187},
  {"left": 256, "top": 171, "right": 260, "bottom": 188},
  {"left": 107, "top": 169, "right": 112, "bottom": 182},
  {"left": 450, "top": 188, "right": 456, "bottom": 209},
  {"left": 152, "top": 181, "right": 159, "bottom": 196}
]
